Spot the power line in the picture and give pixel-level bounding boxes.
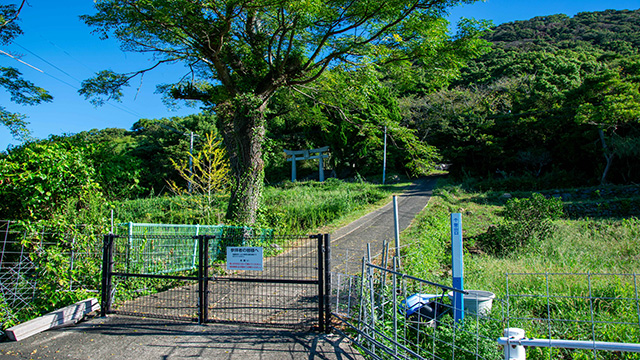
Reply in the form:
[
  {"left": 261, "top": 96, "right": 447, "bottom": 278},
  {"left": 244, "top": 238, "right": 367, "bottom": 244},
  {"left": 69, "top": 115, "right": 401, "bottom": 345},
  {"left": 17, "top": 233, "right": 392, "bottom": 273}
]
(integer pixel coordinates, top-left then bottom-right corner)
[
  {"left": 45, "top": 37, "right": 95, "bottom": 74},
  {"left": 0, "top": 49, "right": 43, "bottom": 73},
  {"left": 14, "top": 42, "right": 83, "bottom": 83},
  {"left": 2, "top": 44, "right": 145, "bottom": 119}
]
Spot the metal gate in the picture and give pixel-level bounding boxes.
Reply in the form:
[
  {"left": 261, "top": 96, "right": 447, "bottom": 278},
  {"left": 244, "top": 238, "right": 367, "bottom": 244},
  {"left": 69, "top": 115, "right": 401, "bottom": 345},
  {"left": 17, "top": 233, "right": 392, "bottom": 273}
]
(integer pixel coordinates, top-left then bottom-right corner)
[{"left": 100, "top": 231, "right": 331, "bottom": 330}]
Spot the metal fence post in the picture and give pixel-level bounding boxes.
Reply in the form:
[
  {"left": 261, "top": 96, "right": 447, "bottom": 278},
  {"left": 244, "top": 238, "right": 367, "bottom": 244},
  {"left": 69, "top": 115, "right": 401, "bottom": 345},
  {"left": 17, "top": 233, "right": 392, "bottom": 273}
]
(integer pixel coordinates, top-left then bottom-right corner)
[
  {"left": 324, "top": 233, "right": 331, "bottom": 333},
  {"left": 451, "top": 213, "right": 464, "bottom": 323},
  {"left": 197, "top": 235, "right": 208, "bottom": 324},
  {"left": 316, "top": 234, "right": 325, "bottom": 332},
  {"left": 203, "top": 235, "right": 210, "bottom": 323},
  {"left": 101, "top": 234, "right": 114, "bottom": 317}
]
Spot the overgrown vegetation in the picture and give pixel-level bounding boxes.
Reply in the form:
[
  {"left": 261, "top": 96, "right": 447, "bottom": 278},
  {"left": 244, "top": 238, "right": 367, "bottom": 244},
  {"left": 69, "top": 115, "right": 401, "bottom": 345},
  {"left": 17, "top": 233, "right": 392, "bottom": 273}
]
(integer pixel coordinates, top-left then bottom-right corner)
[
  {"left": 412, "top": 9, "right": 640, "bottom": 186},
  {"left": 2, "top": 7, "right": 640, "bottom": 355},
  {"left": 111, "top": 178, "right": 403, "bottom": 234},
  {"left": 402, "top": 179, "right": 640, "bottom": 358}
]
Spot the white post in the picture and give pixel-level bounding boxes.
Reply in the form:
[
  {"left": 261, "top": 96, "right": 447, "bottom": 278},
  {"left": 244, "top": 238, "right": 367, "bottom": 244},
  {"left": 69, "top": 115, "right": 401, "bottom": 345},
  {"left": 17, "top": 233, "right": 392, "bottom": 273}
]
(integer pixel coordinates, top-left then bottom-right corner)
[
  {"left": 382, "top": 126, "right": 387, "bottom": 184},
  {"left": 393, "top": 196, "right": 400, "bottom": 261},
  {"left": 502, "top": 328, "right": 526, "bottom": 360}
]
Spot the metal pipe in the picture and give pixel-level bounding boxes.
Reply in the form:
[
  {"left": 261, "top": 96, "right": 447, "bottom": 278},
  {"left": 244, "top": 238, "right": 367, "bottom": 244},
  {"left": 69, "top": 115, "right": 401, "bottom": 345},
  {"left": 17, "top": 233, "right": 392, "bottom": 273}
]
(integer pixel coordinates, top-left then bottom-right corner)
[
  {"left": 324, "top": 234, "right": 331, "bottom": 333},
  {"left": 318, "top": 234, "right": 325, "bottom": 332},
  {"left": 393, "top": 196, "right": 400, "bottom": 262},
  {"left": 497, "top": 337, "right": 640, "bottom": 353}
]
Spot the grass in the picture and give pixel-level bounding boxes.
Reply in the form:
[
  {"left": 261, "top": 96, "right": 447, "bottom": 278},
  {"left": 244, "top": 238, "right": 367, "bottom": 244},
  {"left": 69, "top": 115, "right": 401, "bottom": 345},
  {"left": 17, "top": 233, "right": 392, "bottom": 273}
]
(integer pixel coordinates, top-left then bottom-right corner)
[
  {"left": 400, "top": 179, "right": 640, "bottom": 359},
  {"left": 113, "top": 177, "right": 412, "bottom": 234}
]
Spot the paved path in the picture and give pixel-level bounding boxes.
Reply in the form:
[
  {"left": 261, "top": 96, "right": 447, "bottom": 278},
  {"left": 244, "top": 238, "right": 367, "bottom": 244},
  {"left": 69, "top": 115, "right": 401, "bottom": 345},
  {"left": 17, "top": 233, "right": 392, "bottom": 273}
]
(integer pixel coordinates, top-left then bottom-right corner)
[
  {"left": 0, "top": 177, "right": 438, "bottom": 360},
  {"left": 331, "top": 176, "right": 438, "bottom": 274},
  {"left": 0, "top": 316, "right": 361, "bottom": 360}
]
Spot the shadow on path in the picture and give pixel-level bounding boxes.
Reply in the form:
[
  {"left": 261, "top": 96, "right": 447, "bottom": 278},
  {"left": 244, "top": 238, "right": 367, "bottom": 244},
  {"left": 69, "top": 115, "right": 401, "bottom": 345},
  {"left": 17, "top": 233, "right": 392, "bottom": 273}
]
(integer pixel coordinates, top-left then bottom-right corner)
[{"left": 0, "top": 315, "right": 360, "bottom": 360}]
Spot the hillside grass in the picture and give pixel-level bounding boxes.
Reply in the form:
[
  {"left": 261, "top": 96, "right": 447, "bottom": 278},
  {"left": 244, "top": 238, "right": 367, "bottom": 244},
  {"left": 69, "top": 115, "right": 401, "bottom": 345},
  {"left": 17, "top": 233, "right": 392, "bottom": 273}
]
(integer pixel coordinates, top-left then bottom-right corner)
[
  {"left": 401, "top": 180, "right": 640, "bottom": 359},
  {"left": 403, "top": 181, "right": 640, "bottom": 287}
]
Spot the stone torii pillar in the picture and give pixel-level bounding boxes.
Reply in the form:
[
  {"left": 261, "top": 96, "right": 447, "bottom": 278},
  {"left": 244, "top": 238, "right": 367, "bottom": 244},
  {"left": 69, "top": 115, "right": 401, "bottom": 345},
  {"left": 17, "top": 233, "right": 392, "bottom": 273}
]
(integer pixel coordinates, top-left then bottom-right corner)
[{"left": 283, "top": 146, "right": 330, "bottom": 182}]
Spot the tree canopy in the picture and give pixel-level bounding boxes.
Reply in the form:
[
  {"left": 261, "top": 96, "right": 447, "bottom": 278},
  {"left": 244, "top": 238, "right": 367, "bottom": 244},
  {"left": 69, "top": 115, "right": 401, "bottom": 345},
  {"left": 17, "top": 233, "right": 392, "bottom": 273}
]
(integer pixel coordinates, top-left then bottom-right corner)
[{"left": 80, "top": 0, "right": 486, "bottom": 224}]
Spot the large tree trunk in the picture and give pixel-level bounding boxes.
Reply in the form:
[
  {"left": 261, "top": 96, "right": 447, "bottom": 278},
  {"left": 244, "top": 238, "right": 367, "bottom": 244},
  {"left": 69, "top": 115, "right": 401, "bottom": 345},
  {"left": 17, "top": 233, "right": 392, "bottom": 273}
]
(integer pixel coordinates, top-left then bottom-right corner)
[{"left": 216, "top": 94, "right": 268, "bottom": 225}]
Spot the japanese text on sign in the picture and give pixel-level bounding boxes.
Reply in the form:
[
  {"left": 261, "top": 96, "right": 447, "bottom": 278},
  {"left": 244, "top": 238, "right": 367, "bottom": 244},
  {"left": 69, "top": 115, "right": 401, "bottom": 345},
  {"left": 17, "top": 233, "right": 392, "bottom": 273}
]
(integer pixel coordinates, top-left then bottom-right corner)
[
  {"left": 226, "top": 247, "right": 264, "bottom": 271},
  {"left": 452, "top": 217, "right": 460, "bottom": 236}
]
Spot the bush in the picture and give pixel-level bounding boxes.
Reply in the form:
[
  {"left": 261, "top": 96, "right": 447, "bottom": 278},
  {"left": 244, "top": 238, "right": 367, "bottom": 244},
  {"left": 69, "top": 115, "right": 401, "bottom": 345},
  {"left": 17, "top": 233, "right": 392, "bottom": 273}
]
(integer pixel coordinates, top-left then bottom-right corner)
[
  {"left": 477, "top": 193, "right": 563, "bottom": 256},
  {"left": 0, "top": 141, "right": 103, "bottom": 220}
]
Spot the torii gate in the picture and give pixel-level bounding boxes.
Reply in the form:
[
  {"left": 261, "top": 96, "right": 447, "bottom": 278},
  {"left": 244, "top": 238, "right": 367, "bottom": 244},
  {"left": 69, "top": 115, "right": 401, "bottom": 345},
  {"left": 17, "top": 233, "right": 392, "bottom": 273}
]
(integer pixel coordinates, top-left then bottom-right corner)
[{"left": 283, "top": 146, "right": 329, "bottom": 182}]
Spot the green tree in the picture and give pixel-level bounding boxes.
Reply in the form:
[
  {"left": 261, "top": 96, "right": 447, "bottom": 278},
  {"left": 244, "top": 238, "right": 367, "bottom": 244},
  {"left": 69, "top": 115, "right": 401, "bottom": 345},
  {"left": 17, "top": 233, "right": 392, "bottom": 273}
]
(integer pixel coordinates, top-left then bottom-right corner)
[
  {"left": 270, "top": 65, "right": 441, "bottom": 178},
  {"left": 64, "top": 128, "right": 147, "bottom": 200},
  {"left": 167, "top": 132, "right": 230, "bottom": 223},
  {"left": 0, "top": 1, "right": 52, "bottom": 140},
  {"left": 574, "top": 63, "right": 640, "bottom": 184},
  {"left": 79, "top": 0, "right": 484, "bottom": 224},
  {"left": 422, "top": 9, "right": 640, "bottom": 185},
  {"left": 127, "top": 114, "right": 218, "bottom": 195},
  {"left": 0, "top": 141, "right": 102, "bottom": 220}
]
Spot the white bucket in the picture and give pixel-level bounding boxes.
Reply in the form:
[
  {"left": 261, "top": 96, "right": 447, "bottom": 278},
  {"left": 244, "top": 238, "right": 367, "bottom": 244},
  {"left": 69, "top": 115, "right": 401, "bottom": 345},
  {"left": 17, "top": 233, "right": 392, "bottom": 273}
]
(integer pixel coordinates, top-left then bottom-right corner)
[{"left": 448, "top": 290, "right": 496, "bottom": 316}]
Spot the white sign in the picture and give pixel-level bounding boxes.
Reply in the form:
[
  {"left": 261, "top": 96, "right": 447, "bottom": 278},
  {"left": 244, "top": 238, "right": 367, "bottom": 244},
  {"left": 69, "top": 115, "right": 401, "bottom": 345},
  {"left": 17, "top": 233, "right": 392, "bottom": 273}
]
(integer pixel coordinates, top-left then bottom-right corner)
[{"left": 226, "top": 247, "right": 264, "bottom": 271}]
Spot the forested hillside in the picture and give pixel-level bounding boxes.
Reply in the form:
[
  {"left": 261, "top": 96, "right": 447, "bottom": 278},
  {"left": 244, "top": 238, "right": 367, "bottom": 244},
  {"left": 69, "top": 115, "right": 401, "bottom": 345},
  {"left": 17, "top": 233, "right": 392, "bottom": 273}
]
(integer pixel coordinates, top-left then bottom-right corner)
[
  {"left": 411, "top": 9, "right": 640, "bottom": 187},
  {"left": 487, "top": 10, "right": 640, "bottom": 53}
]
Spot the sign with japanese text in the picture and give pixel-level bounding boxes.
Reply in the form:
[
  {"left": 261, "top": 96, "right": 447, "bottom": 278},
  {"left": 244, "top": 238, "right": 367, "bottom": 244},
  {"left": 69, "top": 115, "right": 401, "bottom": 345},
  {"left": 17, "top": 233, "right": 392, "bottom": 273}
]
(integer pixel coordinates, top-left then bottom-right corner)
[{"left": 226, "top": 247, "right": 264, "bottom": 271}]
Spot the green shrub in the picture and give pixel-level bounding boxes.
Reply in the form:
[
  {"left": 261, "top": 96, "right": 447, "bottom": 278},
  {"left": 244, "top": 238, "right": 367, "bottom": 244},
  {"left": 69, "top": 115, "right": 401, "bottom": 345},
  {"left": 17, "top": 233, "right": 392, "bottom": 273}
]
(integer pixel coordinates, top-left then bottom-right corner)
[
  {"left": 477, "top": 193, "right": 563, "bottom": 256},
  {"left": 0, "top": 141, "right": 103, "bottom": 220}
]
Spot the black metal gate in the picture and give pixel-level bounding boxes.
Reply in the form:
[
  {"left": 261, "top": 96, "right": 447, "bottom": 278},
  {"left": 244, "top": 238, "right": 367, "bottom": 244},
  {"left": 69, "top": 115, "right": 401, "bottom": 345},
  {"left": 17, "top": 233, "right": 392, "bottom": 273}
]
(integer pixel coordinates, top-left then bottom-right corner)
[{"left": 101, "top": 232, "right": 331, "bottom": 330}]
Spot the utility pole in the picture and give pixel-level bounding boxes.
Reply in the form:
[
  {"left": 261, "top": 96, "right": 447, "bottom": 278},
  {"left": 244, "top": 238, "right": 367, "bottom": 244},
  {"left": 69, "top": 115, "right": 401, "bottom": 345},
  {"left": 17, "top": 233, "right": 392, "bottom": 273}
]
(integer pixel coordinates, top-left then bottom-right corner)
[
  {"left": 382, "top": 126, "right": 387, "bottom": 184},
  {"left": 188, "top": 132, "right": 194, "bottom": 193}
]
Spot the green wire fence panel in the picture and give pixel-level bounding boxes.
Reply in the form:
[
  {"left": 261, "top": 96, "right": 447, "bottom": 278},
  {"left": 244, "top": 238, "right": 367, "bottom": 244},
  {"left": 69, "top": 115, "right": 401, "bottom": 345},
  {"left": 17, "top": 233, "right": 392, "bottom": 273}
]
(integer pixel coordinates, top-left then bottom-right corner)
[{"left": 114, "top": 223, "right": 274, "bottom": 275}]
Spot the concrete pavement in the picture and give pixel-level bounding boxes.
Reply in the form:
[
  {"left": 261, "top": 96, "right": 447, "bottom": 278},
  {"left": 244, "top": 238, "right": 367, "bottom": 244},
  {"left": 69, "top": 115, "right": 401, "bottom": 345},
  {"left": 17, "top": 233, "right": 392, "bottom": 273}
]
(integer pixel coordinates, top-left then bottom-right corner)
[{"left": 0, "top": 315, "right": 361, "bottom": 360}]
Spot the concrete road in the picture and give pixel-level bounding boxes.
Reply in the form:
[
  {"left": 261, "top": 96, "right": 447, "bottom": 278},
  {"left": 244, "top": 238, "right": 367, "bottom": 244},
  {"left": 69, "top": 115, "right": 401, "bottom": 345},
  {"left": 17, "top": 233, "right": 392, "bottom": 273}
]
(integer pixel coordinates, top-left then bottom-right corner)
[{"left": 0, "top": 315, "right": 361, "bottom": 360}]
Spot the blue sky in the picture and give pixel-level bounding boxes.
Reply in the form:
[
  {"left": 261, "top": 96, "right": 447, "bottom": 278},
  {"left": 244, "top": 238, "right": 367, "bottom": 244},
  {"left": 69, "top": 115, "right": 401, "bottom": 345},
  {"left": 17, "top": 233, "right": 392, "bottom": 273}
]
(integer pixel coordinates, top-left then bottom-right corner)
[{"left": 1, "top": 0, "right": 639, "bottom": 151}]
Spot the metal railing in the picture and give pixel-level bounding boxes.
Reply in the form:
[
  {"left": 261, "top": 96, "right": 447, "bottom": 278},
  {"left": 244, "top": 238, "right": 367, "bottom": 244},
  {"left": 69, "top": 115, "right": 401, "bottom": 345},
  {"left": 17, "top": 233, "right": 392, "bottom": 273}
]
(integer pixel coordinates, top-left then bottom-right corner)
[
  {"left": 114, "top": 222, "right": 274, "bottom": 275},
  {"left": 500, "top": 272, "right": 640, "bottom": 359},
  {"left": 331, "top": 240, "right": 504, "bottom": 360}
]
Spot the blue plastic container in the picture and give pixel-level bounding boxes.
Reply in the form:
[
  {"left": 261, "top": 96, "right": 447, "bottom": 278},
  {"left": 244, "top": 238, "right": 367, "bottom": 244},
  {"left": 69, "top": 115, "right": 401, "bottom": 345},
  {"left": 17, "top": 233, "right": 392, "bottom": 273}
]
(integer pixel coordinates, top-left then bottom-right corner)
[{"left": 400, "top": 293, "right": 440, "bottom": 317}]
